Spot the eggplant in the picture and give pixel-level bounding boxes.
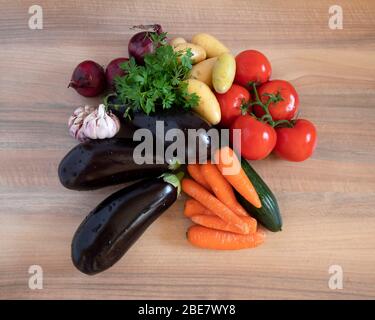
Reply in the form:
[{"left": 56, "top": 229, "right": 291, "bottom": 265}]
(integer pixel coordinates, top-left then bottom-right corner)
[
  {"left": 58, "top": 138, "right": 176, "bottom": 191},
  {"left": 109, "top": 101, "right": 214, "bottom": 163},
  {"left": 71, "top": 173, "right": 181, "bottom": 275}
]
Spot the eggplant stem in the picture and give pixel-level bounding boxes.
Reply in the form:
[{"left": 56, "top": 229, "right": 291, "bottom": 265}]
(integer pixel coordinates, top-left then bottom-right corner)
[{"left": 161, "top": 172, "right": 184, "bottom": 195}]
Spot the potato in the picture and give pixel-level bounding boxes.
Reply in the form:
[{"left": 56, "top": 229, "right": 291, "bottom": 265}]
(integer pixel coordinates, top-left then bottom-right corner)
[
  {"left": 191, "top": 33, "right": 229, "bottom": 58},
  {"left": 174, "top": 43, "right": 206, "bottom": 64},
  {"left": 185, "top": 79, "right": 221, "bottom": 125},
  {"left": 189, "top": 57, "right": 217, "bottom": 88},
  {"left": 169, "top": 37, "right": 187, "bottom": 47},
  {"left": 212, "top": 53, "right": 236, "bottom": 94}
]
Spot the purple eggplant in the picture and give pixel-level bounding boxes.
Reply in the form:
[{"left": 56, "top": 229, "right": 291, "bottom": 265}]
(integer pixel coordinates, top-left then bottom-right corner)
[
  {"left": 71, "top": 174, "right": 181, "bottom": 275},
  {"left": 58, "top": 138, "right": 177, "bottom": 191}
]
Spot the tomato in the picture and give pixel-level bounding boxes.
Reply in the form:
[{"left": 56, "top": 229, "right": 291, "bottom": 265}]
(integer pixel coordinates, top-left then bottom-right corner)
[
  {"left": 215, "top": 84, "right": 250, "bottom": 128},
  {"left": 274, "top": 119, "right": 317, "bottom": 162},
  {"left": 231, "top": 115, "right": 276, "bottom": 160},
  {"left": 253, "top": 80, "right": 299, "bottom": 121},
  {"left": 234, "top": 50, "right": 272, "bottom": 87}
]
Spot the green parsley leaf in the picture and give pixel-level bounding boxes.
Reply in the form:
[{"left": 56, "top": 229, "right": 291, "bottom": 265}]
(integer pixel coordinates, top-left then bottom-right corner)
[{"left": 113, "top": 35, "right": 199, "bottom": 116}]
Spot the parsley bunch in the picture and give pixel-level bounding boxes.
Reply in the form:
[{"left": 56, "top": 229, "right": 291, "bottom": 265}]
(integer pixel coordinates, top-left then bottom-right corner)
[{"left": 114, "top": 38, "right": 199, "bottom": 116}]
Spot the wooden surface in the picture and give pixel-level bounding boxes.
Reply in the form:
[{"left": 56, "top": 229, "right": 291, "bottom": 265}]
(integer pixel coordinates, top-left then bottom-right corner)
[{"left": 1, "top": 0, "right": 375, "bottom": 300}]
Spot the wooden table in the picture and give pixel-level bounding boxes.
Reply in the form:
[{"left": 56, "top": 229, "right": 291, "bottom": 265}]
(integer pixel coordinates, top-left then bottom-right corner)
[{"left": 1, "top": 0, "right": 374, "bottom": 300}]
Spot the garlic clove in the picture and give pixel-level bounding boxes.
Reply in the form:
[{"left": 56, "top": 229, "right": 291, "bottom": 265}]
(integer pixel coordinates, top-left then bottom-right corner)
[
  {"left": 96, "top": 117, "right": 110, "bottom": 139},
  {"left": 83, "top": 115, "right": 97, "bottom": 139},
  {"left": 76, "top": 127, "right": 89, "bottom": 142},
  {"left": 82, "top": 104, "right": 120, "bottom": 140},
  {"left": 68, "top": 105, "right": 95, "bottom": 141},
  {"left": 104, "top": 115, "right": 116, "bottom": 137},
  {"left": 109, "top": 114, "right": 121, "bottom": 136}
]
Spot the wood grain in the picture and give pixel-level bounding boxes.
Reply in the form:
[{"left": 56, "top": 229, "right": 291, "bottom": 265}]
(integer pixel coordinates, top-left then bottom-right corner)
[{"left": 1, "top": 0, "right": 375, "bottom": 299}]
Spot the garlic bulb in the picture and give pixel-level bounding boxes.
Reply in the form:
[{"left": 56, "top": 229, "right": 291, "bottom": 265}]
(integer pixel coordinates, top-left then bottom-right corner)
[
  {"left": 68, "top": 105, "right": 95, "bottom": 141},
  {"left": 82, "top": 104, "right": 120, "bottom": 139}
]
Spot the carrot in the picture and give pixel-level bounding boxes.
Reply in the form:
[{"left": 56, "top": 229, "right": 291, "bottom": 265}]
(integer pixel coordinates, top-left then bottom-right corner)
[
  {"left": 187, "top": 225, "right": 265, "bottom": 250},
  {"left": 187, "top": 164, "right": 212, "bottom": 191},
  {"left": 200, "top": 161, "right": 248, "bottom": 217},
  {"left": 215, "top": 147, "right": 262, "bottom": 209},
  {"left": 182, "top": 178, "right": 249, "bottom": 234},
  {"left": 191, "top": 214, "right": 257, "bottom": 234},
  {"left": 184, "top": 199, "right": 215, "bottom": 218}
]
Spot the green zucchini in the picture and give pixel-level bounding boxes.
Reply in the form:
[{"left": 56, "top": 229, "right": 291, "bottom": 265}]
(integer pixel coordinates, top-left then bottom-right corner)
[{"left": 236, "top": 159, "right": 282, "bottom": 232}]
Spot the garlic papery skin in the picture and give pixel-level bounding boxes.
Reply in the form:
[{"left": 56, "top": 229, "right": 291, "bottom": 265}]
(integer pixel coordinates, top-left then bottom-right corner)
[
  {"left": 68, "top": 105, "right": 95, "bottom": 141},
  {"left": 82, "top": 104, "right": 120, "bottom": 140}
]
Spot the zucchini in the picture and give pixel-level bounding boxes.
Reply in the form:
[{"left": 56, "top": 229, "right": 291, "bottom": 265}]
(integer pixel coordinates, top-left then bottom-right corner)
[{"left": 236, "top": 159, "right": 282, "bottom": 232}]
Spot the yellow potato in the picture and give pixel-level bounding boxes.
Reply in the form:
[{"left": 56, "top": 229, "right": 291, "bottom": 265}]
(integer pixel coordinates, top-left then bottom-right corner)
[
  {"left": 191, "top": 33, "right": 229, "bottom": 58},
  {"left": 174, "top": 43, "right": 206, "bottom": 64},
  {"left": 185, "top": 79, "right": 221, "bottom": 125},
  {"left": 189, "top": 57, "right": 217, "bottom": 88},
  {"left": 169, "top": 37, "right": 186, "bottom": 47},
  {"left": 212, "top": 53, "right": 236, "bottom": 94}
]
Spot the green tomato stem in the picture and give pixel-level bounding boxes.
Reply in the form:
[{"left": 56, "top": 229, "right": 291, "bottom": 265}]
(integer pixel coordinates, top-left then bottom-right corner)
[{"left": 249, "top": 82, "right": 294, "bottom": 128}]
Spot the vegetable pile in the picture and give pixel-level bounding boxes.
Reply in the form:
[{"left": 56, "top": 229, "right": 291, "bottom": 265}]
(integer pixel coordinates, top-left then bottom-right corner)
[{"left": 60, "top": 25, "right": 317, "bottom": 275}]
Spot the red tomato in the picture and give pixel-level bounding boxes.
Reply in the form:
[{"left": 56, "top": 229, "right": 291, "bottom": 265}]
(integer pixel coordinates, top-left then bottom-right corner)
[
  {"left": 231, "top": 115, "right": 276, "bottom": 160},
  {"left": 274, "top": 119, "right": 317, "bottom": 162},
  {"left": 234, "top": 50, "right": 272, "bottom": 87},
  {"left": 215, "top": 84, "right": 250, "bottom": 128},
  {"left": 253, "top": 80, "right": 299, "bottom": 121}
]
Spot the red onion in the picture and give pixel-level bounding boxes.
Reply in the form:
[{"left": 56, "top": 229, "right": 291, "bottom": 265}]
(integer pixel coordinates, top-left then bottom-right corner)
[
  {"left": 128, "top": 24, "right": 163, "bottom": 65},
  {"left": 105, "top": 57, "right": 129, "bottom": 90},
  {"left": 68, "top": 60, "right": 106, "bottom": 97}
]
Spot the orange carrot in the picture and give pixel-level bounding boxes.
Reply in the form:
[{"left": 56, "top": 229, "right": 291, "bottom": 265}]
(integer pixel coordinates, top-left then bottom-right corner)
[
  {"left": 187, "top": 164, "right": 212, "bottom": 191},
  {"left": 184, "top": 199, "right": 215, "bottom": 218},
  {"left": 215, "top": 147, "right": 262, "bottom": 209},
  {"left": 200, "top": 161, "right": 248, "bottom": 217},
  {"left": 182, "top": 179, "right": 249, "bottom": 234},
  {"left": 191, "top": 214, "right": 257, "bottom": 234},
  {"left": 187, "top": 225, "right": 265, "bottom": 250}
]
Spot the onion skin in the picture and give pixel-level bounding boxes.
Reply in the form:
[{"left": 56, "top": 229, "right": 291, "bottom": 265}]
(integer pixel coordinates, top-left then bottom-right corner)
[
  {"left": 105, "top": 57, "right": 129, "bottom": 90},
  {"left": 128, "top": 24, "right": 163, "bottom": 65},
  {"left": 69, "top": 60, "right": 106, "bottom": 97}
]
